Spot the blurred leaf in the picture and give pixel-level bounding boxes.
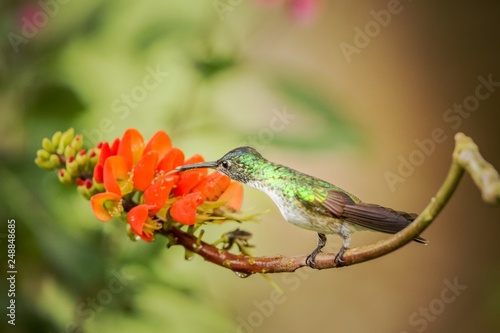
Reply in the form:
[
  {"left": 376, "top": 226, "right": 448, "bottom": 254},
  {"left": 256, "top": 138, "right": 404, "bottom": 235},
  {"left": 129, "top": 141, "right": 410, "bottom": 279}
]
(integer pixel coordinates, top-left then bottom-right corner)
[
  {"left": 26, "top": 83, "right": 85, "bottom": 120},
  {"left": 269, "top": 75, "right": 362, "bottom": 149},
  {"left": 194, "top": 56, "right": 237, "bottom": 79}
]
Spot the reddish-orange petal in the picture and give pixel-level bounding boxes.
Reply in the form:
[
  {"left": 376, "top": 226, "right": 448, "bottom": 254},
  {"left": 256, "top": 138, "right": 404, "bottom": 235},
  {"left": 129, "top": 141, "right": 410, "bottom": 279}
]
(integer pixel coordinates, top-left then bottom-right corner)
[
  {"left": 103, "top": 156, "right": 129, "bottom": 196},
  {"left": 157, "top": 148, "right": 185, "bottom": 173},
  {"left": 90, "top": 192, "right": 122, "bottom": 222},
  {"left": 132, "top": 150, "right": 159, "bottom": 191},
  {"left": 143, "top": 130, "right": 172, "bottom": 160},
  {"left": 98, "top": 142, "right": 112, "bottom": 166},
  {"left": 127, "top": 205, "right": 149, "bottom": 236},
  {"left": 191, "top": 172, "right": 231, "bottom": 201},
  {"left": 110, "top": 138, "right": 120, "bottom": 154},
  {"left": 144, "top": 174, "right": 177, "bottom": 213},
  {"left": 94, "top": 163, "right": 104, "bottom": 183},
  {"left": 173, "top": 170, "right": 205, "bottom": 197},
  {"left": 170, "top": 192, "right": 203, "bottom": 225},
  {"left": 217, "top": 182, "right": 244, "bottom": 211},
  {"left": 117, "top": 129, "right": 144, "bottom": 170},
  {"left": 139, "top": 232, "right": 154, "bottom": 242}
]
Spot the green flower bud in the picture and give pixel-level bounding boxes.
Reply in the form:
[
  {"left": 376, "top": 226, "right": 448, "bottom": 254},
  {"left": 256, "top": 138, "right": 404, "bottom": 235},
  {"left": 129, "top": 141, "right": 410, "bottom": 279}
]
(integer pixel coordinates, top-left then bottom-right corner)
[
  {"left": 49, "top": 154, "right": 61, "bottom": 168},
  {"left": 71, "top": 134, "right": 83, "bottom": 152},
  {"left": 36, "top": 149, "right": 50, "bottom": 160},
  {"left": 66, "top": 156, "right": 81, "bottom": 178},
  {"left": 51, "top": 131, "right": 62, "bottom": 148},
  {"left": 64, "top": 145, "right": 76, "bottom": 160},
  {"left": 34, "top": 157, "right": 53, "bottom": 170},
  {"left": 93, "top": 180, "right": 105, "bottom": 193},
  {"left": 77, "top": 182, "right": 92, "bottom": 200},
  {"left": 58, "top": 169, "right": 73, "bottom": 184},
  {"left": 75, "top": 149, "right": 88, "bottom": 166},
  {"left": 42, "top": 138, "right": 54, "bottom": 153},
  {"left": 57, "top": 128, "right": 75, "bottom": 154},
  {"left": 88, "top": 148, "right": 100, "bottom": 165}
]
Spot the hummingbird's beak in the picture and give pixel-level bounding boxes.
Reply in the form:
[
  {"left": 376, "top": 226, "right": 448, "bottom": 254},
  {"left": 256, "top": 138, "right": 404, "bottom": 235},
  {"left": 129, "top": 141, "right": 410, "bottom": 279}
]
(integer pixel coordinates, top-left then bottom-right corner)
[{"left": 175, "top": 161, "right": 218, "bottom": 172}]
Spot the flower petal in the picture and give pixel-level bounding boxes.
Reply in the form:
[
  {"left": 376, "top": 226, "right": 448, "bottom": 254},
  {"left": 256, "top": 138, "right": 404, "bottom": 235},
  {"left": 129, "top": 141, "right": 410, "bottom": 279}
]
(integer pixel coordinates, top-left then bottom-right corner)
[
  {"left": 217, "top": 182, "right": 244, "bottom": 211},
  {"left": 170, "top": 192, "right": 203, "bottom": 225},
  {"left": 143, "top": 130, "right": 172, "bottom": 160},
  {"left": 103, "top": 156, "right": 129, "bottom": 196},
  {"left": 133, "top": 150, "right": 159, "bottom": 191},
  {"left": 93, "top": 163, "right": 104, "bottom": 183},
  {"left": 118, "top": 129, "right": 144, "bottom": 170},
  {"left": 98, "top": 142, "right": 112, "bottom": 166},
  {"left": 157, "top": 148, "right": 185, "bottom": 173},
  {"left": 144, "top": 174, "right": 177, "bottom": 213},
  {"left": 173, "top": 170, "right": 205, "bottom": 197},
  {"left": 90, "top": 192, "right": 122, "bottom": 222},
  {"left": 191, "top": 172, "right": 231, "bottom": 201},
  {"left": 110, "top": 138, "right": 120, "bottom": 154},
  {"left": 127, "top": 205, "right": 149, "bottom": 236}
]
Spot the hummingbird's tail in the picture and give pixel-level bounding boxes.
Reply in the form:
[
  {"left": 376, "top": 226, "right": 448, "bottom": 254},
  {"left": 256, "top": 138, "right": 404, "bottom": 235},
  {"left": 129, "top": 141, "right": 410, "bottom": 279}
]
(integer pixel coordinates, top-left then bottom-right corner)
[
  {"left": 323, "top": 190, "right": 427, "bottom": 244},
  {"left": 343, "top": 203, "right": 428, "bottom": 244},
  {"left": 322, "top": 190, "right": 427, "bottom": 244}
]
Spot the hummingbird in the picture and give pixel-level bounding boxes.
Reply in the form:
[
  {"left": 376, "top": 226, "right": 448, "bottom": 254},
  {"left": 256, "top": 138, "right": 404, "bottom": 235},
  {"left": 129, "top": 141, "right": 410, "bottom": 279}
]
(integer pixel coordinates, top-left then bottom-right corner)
[{"left": 176, "top": 146, "right": 427, "bottom": 267}]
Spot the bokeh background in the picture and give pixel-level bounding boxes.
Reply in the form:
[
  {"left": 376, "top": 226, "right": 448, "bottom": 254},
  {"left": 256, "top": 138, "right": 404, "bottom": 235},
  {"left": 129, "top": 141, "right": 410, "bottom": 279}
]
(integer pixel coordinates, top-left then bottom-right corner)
[{"left": 1, "top": 0, "right": 500, "bottom": 332}]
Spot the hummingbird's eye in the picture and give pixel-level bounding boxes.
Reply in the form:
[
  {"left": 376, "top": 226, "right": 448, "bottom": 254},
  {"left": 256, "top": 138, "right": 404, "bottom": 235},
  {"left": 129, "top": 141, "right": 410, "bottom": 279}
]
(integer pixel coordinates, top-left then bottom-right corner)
[{"left": 221, "top": 160, "right": 231, "bottom": 169}]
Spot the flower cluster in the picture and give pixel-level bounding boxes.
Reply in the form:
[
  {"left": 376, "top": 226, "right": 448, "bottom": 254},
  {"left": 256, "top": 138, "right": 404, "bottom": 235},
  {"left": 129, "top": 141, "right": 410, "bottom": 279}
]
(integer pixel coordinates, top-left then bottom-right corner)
[
  {"left": 34, "top": 128, "right": 104, "bottom": 198},
  {"left": 36, "top": 128, "right": 245, "bottom": 242}
]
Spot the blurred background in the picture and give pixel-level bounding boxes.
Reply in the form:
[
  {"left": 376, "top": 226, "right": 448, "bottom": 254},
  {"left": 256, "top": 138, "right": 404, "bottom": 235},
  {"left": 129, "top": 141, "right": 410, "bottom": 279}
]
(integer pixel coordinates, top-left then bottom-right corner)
[{"left": 1, "top": 0, "right": 500, "bottom": 332}]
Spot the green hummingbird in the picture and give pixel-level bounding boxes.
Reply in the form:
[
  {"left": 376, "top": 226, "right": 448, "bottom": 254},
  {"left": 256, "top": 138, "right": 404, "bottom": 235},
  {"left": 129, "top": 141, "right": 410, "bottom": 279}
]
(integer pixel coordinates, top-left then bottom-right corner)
[{"left": 176, "top": 146, "right": 427, "bottom": 267}]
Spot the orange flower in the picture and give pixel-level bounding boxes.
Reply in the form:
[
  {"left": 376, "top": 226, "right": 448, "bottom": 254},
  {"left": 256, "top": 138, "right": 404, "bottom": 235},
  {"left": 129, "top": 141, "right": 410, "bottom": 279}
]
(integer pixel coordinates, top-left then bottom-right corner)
[
  {"left": 94, "top": 138, "right": 120, "bottom": 184},
  {"left": 89, "top": 128, "right": 245, "bottom": 242},
  {"left": 127, "top": 205, "right": 157, "bottom": 242},
  {"left": 170, "top": 192, "right": 204, "bottom": 226},
  {"left": 90, "top": 192, "right": 122, "bottom": 222},
  {"left": 217, "top": 182, "right": 243, "bottom": 211}
]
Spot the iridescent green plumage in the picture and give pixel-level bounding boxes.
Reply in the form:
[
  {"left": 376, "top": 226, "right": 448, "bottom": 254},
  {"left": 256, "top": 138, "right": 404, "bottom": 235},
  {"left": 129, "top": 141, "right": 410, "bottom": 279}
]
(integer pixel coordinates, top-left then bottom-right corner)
[{"left": 176, "top": 146, "right": 426, "bottom": 266}]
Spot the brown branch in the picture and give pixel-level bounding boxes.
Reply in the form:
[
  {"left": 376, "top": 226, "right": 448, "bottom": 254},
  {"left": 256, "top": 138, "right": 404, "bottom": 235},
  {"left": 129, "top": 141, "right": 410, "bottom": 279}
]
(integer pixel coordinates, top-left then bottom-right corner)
[{"left": 159, "top": 133, "right": 500, "bottom": 274}]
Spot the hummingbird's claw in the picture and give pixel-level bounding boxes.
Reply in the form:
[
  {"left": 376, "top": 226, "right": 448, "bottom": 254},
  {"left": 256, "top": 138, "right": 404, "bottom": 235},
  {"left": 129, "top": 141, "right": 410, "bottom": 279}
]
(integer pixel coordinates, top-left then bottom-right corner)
[
  {"left": 305, "top": 233, "right": 327, "bottom": 268},
  {"left": 305, "top": 253, "right": 319, "bottom": 268},
  {"left": 333, "top": 246, "right": 348, "bottom": 267}
]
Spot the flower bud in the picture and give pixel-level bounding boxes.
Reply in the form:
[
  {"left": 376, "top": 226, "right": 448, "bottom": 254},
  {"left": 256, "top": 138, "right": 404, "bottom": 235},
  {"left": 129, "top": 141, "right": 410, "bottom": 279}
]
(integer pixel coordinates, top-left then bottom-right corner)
[
  {"left": 51, "top": 131, "right": 62, "bottom": 148},
  {"left": 42, "top": 138, "right": 54, "bottom": 153},
  {"left": 66, "top": 156, "right": 81, "bottom": 177},
  {"left": 77, "top": 184, "right": 91, "bottom": 199},
  {"left": 36, "top": 149, "right": 50, "bottom": 160},
  {"left": 49, "top": 154, "right": 61, "bottom": 168},
  {"left": 57, "top": 128, "right": 75, "bottom": 154},
  {"left": 58, "top": 169, "right": 73, "bottom": 184},
  {"left": 88, "top": 148, "right": 100, "bottom": 165},
  {"left": 75, "top": 149, "right": 87, "bottom": 166},
  {"left": 71, "top": 134, "right": 83, "bottom": 152},
  {"left": 64, "top": 145, "right": 76, "bottom": 160},
  {"left": 34, "top": 157, "right": 52, "bottom": 170}
]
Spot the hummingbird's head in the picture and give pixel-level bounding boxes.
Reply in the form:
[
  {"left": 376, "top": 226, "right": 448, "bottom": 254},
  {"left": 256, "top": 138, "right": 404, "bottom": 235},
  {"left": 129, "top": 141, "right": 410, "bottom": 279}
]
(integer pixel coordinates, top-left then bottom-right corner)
[{"left": 175, "top": 146, "right": 265, "bottom": 184}]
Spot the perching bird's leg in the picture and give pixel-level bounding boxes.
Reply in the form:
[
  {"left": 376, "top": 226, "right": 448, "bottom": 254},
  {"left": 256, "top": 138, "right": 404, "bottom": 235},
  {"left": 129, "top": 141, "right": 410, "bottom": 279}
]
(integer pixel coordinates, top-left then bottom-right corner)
[
  {"left": 306, "top": 233, "right": 327, "bottom": 268},
  {"left": 334, "top": 226, "right": 351, "bottom": 267}
]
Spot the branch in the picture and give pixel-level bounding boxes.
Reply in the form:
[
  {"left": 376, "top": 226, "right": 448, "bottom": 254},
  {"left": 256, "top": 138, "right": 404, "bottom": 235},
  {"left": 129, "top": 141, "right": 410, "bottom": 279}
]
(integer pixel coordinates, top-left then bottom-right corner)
[{"left": 159, "top": 133, "right": 500, "bottom": 274}]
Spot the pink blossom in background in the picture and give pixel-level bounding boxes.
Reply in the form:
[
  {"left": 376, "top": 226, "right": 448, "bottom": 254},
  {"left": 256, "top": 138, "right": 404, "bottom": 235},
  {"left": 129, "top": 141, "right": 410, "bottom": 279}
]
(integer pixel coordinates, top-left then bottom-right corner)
[
  {"left": 290, "top": 0, "right": 319, "bottom": 23},
  {"left": 18, "top": 5, "right": 43, "bottom": 28},
  {"left": 255, "top": 0, "right": 320, "bottom": 23}
]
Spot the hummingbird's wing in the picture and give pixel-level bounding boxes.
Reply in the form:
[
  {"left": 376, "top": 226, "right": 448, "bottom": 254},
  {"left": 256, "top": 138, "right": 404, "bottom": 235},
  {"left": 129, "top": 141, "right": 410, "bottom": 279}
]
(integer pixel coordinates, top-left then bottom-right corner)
[{"left": 320, "top": 190, "right": 427, "bottom": 244}]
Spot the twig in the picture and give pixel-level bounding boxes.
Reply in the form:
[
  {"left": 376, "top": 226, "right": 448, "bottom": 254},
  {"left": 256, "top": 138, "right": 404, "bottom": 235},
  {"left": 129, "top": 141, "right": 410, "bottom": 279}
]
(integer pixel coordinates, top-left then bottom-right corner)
[{"left": 159, "top": 133, "right": 500, "bottom": 274}]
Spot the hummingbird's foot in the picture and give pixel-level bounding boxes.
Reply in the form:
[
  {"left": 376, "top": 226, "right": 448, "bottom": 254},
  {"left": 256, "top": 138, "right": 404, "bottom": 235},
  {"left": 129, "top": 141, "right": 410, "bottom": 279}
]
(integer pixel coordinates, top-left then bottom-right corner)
[
  {"left": 305, "top": 253, "right": 318, "bottom": 268},
  {"left": 306, "top": 233, "right": 327, "bottom": 268},
  {"left": 334, "top": 245, "right": 348, "bottom": 267}
]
